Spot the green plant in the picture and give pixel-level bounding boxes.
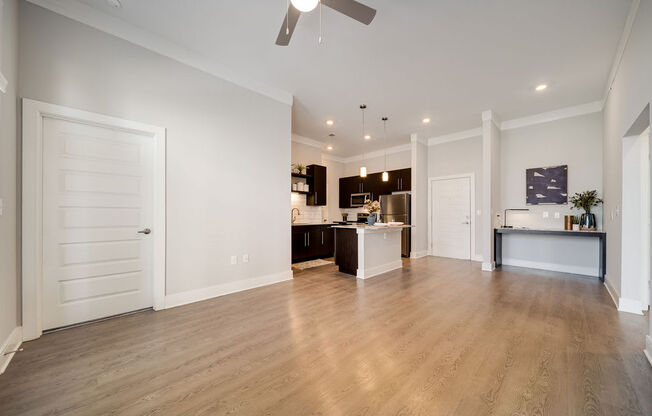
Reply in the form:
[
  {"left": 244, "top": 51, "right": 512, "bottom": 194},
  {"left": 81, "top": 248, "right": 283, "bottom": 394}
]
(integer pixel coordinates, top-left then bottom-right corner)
[
  {"left": 571, "top": 215, "right": 580, "bottom": 225},
  {"left": 569, "top": 190, "right": 603, "bottom": 213},
  {"left": 292, "top": 163, "right": 306, "bottom": 174}
]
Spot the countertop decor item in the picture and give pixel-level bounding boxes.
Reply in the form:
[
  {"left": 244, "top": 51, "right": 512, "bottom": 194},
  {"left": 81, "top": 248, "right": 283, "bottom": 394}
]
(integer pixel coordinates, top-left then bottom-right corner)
[
  {"left": 363, "top": 199, "right": 380, "bottom": 225},
  {"left": 572, "top": 215, "right": 580, "bottom": 231},
  {"left": 503, "top": 208, "right": 529, "bottom": 228},
  {"left": 526, "top": 165, "right": 568, "bottom": 205},
  {"left": 570, "top": 190, "right": 603, "bottom": 231},
  {"left": 564, "top": 215, "right": 573, "bottom": 230}
]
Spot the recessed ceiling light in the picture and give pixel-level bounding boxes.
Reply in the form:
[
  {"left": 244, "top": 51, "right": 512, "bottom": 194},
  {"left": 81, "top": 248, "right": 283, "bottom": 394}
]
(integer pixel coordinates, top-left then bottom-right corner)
[
  {"left": 326, "top": 120, "right": 334, "bottom": 126},
  {"left": 422, "top": 118, "right": 431, "bottom": 124},
  {"left": 106, "top": 0, "right": 122, "bottom": 8},
  {"left": 364, "top": 135, "right": 371, "bottom": 140},
  {"left": 327, "top": 145, "right": 333, "bottom": 150},
  {"left": 535, "top": 84, "right": 548, "bottom": 92}
]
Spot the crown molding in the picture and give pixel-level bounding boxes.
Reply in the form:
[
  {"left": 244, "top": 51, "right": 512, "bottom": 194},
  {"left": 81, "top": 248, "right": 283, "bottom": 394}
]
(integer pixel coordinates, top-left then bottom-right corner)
[
  {"left": 602, "top": 0, "right": 640, "bottom": 104},
  {"left": 428, "top": 127, "right": 482, "bottom": 146},
  {"left": 428, "top": 101, "right": 603, "bottom": 147},
  {"left": 410, "top": 133, "right": 428, "bottom": 145},
  {"left": 500, "top": 101, "right": 603, "bottom": 131},
  {"left": 25, "top": 0, "right": 294, "bottom": 106},
  {"left": 291, "top": 133, "right": 324, "bottom": 149}
]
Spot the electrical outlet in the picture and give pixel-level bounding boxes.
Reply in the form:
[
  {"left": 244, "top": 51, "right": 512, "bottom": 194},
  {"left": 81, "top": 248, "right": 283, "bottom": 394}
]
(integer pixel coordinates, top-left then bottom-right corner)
[
  {"left": 230, "top": 255, "right": 237, "bottom": 265},
  {"left": 242, "top": 254, "right": 249, "bottom": 263},
  {"left": 542, "top": 211, "right": 549, "bottom": 218},
  {"left": 554, "top": 212, "right": 560, "bottom": 219}
]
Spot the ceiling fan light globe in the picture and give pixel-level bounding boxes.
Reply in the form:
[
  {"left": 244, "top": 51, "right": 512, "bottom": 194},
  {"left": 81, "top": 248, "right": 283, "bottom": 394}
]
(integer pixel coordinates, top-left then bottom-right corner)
[{"left": 290, "top": 0, "right": 319, "bottom": 12}]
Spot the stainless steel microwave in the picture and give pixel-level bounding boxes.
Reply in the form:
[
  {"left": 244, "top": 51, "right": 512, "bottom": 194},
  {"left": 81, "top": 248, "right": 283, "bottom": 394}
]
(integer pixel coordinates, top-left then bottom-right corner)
[{"left": 350, "top": 192, "right": 370, "bottom": 207}]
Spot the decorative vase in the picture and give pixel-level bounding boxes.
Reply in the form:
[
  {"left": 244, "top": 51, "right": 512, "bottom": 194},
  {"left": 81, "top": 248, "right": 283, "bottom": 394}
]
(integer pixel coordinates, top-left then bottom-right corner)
[
  {"left": 580, "top": 212, "right": 596, "bottom": 231},
  {"left": 367, "top": 214, "right": 376, "bottom": 226}
]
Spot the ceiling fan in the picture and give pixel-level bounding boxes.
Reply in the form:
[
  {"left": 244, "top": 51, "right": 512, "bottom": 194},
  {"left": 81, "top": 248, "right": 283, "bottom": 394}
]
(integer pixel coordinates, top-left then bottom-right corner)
[{"left": 276, "top": 0, "right": 377, "bottom": 46}]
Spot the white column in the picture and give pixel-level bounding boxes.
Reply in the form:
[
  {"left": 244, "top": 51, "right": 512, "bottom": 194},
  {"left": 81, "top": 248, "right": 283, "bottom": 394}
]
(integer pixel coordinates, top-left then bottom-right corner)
[
  {"left": 410, "top": 133, "right": 428, "bottom": 258},
  {"left": 481, "top": 110, "right": 501, "bottom": 271}
]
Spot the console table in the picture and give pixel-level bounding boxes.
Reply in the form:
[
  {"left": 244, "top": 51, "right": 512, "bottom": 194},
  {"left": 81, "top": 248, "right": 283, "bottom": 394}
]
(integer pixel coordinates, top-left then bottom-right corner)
[{"left": 494, "top": 228, "right": 606, "bottom": 281}]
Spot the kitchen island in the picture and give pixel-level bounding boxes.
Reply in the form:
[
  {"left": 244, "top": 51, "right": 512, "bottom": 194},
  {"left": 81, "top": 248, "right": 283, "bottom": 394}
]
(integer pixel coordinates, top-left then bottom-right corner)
[{"left": 333, "top": 224, "right": 413, "bottom": 279}]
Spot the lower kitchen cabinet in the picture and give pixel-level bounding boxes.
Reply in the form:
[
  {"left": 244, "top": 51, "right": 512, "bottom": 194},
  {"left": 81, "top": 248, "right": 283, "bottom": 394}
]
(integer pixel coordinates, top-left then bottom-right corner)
[{"left": 292, "top": 225, "right": 334, "bottom": 263}]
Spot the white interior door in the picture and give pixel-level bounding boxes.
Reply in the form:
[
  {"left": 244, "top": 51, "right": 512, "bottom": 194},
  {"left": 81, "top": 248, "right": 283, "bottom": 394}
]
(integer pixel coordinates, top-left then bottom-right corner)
[
  {"left": 42, "top": 117, "right": 154, "bottom": 330},
  {"left": 431, "top": 177, "right": 471, "bottom": 260}
]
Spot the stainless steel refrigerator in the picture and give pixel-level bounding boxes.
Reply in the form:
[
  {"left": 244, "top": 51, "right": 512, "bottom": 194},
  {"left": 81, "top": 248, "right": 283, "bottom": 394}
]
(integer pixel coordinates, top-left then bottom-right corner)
[{"left": 380, "top": 194, "right": 411, "bottom": 257}]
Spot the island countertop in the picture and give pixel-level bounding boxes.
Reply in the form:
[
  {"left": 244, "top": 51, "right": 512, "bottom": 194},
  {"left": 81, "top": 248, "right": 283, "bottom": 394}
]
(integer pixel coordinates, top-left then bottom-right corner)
[{"left": 332, "top": 224, "right": 413, "bottom": 233}]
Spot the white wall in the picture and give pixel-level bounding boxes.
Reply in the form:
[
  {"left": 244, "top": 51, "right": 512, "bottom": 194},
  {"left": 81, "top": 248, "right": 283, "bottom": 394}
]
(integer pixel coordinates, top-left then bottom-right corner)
[
  {"left": 499, "top": 112, "right": 603, "bottom": 277},
  {"left": 0, "top": 0, "right": 19, "bottom": 353},
  {"left": 428, "top": 136, "right": 483, "bottom": 259},
  {"left": 19, "top": 3, "right": 292, "bottom": 297},
  {"left": 603, "top": 0, "right": 652, "bottom": 307}
]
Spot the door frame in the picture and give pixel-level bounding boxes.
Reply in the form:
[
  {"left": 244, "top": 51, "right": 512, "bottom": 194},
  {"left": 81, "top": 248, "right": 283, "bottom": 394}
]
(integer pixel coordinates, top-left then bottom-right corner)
[
  {"left": 428, "top": 173, "right": 475, "bottom": 260},
  {"left": 22, "top": 99, "right": 167, "bottom": 341}
]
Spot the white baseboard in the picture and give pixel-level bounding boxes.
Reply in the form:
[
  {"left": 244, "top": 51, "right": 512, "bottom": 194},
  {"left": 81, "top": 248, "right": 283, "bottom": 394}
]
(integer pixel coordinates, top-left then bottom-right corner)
[
  {"left": 410, "top": 250, "right": 428, "bottom": 259},
  {"left": 501, "top": 258, "right": 599, "bottom": 277},
  {"left": 645, "top": 335, "right": 652, "bottom": 368},
  {"left": 357, "top": 260, "right": 403, "bottom": 280},
  {"left": 481, "top": 261, "right": 495, "bottom": 272},
  {"left": 0, "top": 327, "right": 23, "bottom": 375},
  {"left": 617, "top": 297, "right": 645, "bottom": 315},
  {"left": 472, "top": 254, "right": 483, "bottom": 262},
  {"left": 164, "top": 270, "right": 293, "bottom": 309},
  {"left": 603, "top": 275, "right": 620, "bottom": 309}
]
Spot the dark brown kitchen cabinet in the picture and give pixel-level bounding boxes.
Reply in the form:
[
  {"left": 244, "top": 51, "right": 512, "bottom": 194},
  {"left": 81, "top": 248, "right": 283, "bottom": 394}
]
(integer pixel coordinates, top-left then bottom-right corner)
[
  {"left": 291, "top": 225, "right": 334, "bottom": 263},
  {"left": 307, "top": 164, "right": 326, "bottom": 206},
  {"left": 389, "top": 168, "right": 412, "bottom": 192},
  {"left": 339, "top": 168, "right": 411, "bottom": 207}
]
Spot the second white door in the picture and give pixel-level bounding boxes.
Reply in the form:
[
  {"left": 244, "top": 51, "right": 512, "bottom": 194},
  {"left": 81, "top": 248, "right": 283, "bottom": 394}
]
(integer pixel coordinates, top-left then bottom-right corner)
[{"left": 431, "top": 177, "right": 471, "bottom": 260}]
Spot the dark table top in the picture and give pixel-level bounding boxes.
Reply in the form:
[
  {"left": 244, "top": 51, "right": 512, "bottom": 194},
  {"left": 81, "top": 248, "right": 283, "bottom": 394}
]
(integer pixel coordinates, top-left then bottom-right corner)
[{"left": 495, "top": 227, "right": 606, "bottom": 237}]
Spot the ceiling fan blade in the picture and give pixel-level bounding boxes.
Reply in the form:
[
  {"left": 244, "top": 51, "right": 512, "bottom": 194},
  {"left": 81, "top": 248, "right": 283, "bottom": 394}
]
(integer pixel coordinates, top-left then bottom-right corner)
[
  {"left": 321, "top": 0, "right": 376, "bottom": 25},
  {"left": 275, "top": 4, "right": 301, "bottom": 46}
]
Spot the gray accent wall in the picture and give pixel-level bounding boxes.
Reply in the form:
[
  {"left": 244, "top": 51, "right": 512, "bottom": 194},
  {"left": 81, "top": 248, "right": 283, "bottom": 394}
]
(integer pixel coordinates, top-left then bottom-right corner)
[{"left": 18, "top": 2, "right": 292, "bottom": 296}]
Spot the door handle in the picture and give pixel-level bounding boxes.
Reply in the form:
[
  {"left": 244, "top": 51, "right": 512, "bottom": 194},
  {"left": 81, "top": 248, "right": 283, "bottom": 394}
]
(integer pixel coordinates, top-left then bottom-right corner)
[{"left": 138, "top": 228, "right": 151, "bottom": 234}]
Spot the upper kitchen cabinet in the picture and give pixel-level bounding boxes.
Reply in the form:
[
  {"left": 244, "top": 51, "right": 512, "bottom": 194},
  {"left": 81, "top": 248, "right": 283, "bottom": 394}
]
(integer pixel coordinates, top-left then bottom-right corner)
[
  {"left": 392, "top": 168, "right": 411, "bottom": 192},
  {"left": 307, "top": 164, "right": 327, "bottom": 206},
  {"left": 339, "top": 168, "right": 412, "bottom": 207}
]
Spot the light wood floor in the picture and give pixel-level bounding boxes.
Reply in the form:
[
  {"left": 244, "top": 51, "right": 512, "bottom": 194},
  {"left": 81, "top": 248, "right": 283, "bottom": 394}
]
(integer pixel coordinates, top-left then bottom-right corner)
[{"left": 1, "top": 257, "right": 651, "bottom": 415}]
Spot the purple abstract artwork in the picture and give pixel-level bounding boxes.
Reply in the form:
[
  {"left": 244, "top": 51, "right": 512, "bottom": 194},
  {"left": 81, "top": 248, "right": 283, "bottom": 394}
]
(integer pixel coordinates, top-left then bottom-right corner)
[{"left": 526, "top": 165, "right": 568, "bottom": 205}]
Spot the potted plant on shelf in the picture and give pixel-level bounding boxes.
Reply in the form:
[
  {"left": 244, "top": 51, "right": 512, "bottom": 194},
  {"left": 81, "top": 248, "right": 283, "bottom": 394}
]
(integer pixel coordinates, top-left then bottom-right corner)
[
  {"left": 569, "top": 190, "right": 603, "bottom": 231},
  {"left": 363, "top": 199, "right": 380, "bottom": 225},
  {"left": 572, "top": 215, "right": 580, "bottom": 231},
  {"left": 292, "top": 163, "right": 306, "bottom": 175}
]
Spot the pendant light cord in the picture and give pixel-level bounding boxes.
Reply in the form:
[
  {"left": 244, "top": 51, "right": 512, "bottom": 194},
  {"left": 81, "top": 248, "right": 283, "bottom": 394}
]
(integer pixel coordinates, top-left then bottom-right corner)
[
  {"left": 361, "top": 105, "right": 367, "bottom": 166},
  {"left": 383, "top": 117, "right": 388, "bottom": 171},
  {"left": 318, "top": 0, "right": 323, "bottom": 44}
]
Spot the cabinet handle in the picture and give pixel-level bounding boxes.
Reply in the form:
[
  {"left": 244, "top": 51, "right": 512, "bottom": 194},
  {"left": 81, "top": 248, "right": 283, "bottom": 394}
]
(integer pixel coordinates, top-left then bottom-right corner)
[
  {"left": 307, "top": 232, "right": 310, "bottom": 247},
  {"left": 304, "top": 233, "right": 307, "bottom": 247},
  {"left": 315, "top": 191, "right": 318, "bottom": 204},
  {"left": 322, "top": 231, "right": 324, "bottom": 245}
]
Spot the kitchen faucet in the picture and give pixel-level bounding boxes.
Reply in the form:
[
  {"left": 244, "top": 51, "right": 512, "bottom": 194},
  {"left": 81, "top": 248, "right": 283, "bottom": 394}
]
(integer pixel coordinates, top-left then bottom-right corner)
[{"left": 291, "top": 208, "right": 301, "bottom": 224}]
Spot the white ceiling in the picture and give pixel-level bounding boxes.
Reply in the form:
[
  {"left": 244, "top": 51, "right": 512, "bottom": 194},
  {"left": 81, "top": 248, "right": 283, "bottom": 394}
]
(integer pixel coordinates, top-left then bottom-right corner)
[{"left": 73, "top": 0, "right": 631, "bottom": 156}]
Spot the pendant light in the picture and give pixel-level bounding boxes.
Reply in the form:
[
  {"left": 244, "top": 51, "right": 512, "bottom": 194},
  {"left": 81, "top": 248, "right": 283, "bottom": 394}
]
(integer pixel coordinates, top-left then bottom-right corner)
[
  {"left": 360, "top": 104, "right": 367, "bottom": 177},
  {"left": 381, "top": 117, "right": 389, "bottom": 182}
]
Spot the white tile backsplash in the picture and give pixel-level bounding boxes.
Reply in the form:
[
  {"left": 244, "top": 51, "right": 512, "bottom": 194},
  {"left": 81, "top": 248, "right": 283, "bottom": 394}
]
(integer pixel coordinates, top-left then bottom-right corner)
[{"left": 291, "top": 193, "right": 326, "bottom": 223}]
